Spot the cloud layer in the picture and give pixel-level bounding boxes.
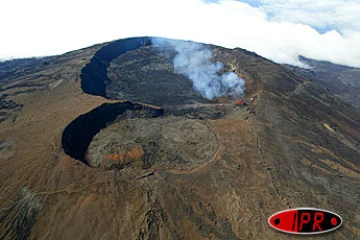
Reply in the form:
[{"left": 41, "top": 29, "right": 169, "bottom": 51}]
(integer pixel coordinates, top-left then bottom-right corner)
[{"left": 0, "top": 0, "right": 359, "bottom": 67}]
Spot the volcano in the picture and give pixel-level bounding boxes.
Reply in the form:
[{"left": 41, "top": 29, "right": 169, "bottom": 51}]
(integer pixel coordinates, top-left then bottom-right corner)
[{"left": 0, "top": 37, "right": 359, "bottom": 240}]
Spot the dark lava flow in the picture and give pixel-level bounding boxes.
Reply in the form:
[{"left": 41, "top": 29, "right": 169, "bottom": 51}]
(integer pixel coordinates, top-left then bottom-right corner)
[
  {"left": 62, "top": 101, "right": 163, "bottom": 165},
  {"left": 80, "top": 36, "right": 210, "bottom": 106}
]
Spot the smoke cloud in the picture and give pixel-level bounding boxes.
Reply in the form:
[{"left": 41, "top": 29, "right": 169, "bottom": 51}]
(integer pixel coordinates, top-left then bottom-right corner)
[{"left": 153, "top": 39, "right": 245, "bottom": 99}]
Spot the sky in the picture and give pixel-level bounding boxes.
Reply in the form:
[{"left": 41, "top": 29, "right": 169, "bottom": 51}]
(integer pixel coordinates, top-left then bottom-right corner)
[{"left": 0, "top": 0, "right": 359, "bottom": 68}]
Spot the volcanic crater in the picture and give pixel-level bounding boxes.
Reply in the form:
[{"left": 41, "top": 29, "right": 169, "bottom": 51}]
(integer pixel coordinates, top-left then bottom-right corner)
[{"left": 62, "top": 37, "right": 237, "bottom": 170}]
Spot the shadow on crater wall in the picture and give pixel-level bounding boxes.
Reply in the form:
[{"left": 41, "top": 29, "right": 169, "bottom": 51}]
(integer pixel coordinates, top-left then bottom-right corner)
[
  {"left": 80, "top": 36, "right": 204, "bottom": 103},
  {"left": 81, "top": 37, "right": 151, "bottom": 97},
  {"left": 61, "top": 101, "right": 163, "bottom": 165}
]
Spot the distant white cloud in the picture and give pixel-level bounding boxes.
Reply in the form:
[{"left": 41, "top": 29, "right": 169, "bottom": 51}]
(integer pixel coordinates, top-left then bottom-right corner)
[
  {"left": 260, "top": 0, "right": 360, "bottom": 32},
  {"left": 0, "top": 0, "right": 359, "bottom": 68}
]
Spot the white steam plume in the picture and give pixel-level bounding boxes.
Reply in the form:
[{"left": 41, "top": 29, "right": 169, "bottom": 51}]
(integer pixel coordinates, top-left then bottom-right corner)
[{"left": 153, "top": 39, "right": 245, "bottom": 99}]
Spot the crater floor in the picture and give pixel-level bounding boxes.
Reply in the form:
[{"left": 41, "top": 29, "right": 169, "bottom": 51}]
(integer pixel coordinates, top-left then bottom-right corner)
[{"left": 88, "top": 117, "right": 220, "bottom": 171}]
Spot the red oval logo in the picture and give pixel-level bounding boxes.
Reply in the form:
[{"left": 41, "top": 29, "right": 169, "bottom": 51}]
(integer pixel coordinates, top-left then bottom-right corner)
[{"left": 268, "top": 208, "right": 342, "bottom": 235}]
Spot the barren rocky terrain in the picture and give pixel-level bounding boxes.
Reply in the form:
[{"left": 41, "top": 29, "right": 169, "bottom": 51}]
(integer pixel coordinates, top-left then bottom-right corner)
[
  {"left": 286, "top": 56, "right": 360, "bottom": 108},
  {"left": 0, "top": 37, "right": 359, "bottom": 239}
]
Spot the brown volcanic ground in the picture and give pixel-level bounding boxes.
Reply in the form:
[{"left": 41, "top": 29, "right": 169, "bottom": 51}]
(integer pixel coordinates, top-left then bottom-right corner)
[{"left": 0, "top": 37, "right": 360, "bottom": 240}]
